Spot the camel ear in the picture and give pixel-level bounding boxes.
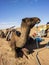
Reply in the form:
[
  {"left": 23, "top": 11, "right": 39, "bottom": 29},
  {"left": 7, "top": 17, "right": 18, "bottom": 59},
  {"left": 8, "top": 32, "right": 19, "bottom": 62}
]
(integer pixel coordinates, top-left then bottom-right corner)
[
  {"left": 22, "top": 19, "right": 26, "bottom": 22},
  {"left": 22, "top": 18, "right": 29, "bottom": 23},
  {"left": 21, "top": 18, "right": 27, "bottom": 27}
]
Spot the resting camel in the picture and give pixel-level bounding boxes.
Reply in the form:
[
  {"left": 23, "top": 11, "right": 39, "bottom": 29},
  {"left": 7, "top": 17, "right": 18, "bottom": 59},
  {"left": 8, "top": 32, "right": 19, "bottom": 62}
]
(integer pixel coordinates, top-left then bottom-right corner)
[
  {"left": 5, "top": 26, "right": 15, "bottom": 40},
  {"left": 0, "top": 30, "right": 6, "bottom": 38},
  {"left": 6, "top": 17, "right": 40, "bottom": 57}
]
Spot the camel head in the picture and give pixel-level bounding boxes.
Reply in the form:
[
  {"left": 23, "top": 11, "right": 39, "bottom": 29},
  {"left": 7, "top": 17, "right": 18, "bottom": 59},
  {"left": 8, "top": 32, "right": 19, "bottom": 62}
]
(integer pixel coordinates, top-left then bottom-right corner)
[{"left": 21, "top": 17, "right": 41, "bottom": 28}]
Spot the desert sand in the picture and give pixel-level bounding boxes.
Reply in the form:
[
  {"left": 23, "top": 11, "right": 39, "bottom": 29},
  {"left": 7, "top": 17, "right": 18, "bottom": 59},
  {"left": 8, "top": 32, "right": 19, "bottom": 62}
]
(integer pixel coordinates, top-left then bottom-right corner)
[{"left": 0, "top": 28, "right": 49, "bottom": 65}]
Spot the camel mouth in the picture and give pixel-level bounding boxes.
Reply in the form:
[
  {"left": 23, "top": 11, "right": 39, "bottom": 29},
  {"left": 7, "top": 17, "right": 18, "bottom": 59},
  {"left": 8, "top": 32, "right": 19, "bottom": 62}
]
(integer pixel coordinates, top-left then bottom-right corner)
[
  {"left": 29, "top": 17, "right": 41, "bottom": 28},
  {"left": 36, "top": 20, "right": 40, "bottom": 24},
  {"left": 31, "top": 17, "right": 41, "bottom": 24}
]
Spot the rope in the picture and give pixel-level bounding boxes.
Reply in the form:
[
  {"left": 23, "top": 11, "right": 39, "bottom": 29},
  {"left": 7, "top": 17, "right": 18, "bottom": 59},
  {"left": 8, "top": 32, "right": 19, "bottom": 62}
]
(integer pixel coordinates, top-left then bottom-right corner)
[
  {"left": 36, "top": 52, "right": 41, "bottom": 65},
  {"left": 36, "top": 24, "right": 41, "bottom": 65}
]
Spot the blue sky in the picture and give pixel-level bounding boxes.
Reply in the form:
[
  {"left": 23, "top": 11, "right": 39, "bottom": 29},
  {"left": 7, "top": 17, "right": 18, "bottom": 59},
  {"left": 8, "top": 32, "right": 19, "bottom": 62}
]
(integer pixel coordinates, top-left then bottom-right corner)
[{"left": 0, "top": 0, "right": 49, "bottom": 29}]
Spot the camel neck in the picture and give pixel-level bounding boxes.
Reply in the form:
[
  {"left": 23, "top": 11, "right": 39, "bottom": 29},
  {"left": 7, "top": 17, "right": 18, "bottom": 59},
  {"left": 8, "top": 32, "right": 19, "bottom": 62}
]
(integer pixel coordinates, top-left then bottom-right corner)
[
  {"left": 16, "top": 26, "right": 31, "bottom": 48},
  {"left": 21, "top": 26, "right": 30, "bottom": 40}
]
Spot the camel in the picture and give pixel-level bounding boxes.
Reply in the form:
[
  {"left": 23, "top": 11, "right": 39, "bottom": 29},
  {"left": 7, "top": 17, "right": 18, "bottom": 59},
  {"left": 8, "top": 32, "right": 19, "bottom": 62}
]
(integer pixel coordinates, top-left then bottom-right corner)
[
  {"left": 5, "top": 26, "right": 15, "bottom": 40},
  {"left": 0, "top": 29, "right": 11, "bottom": 39},
  {"left": 6, "top": 17, "right": 41, "bottom": 57},
  {"left": 0, "top": 28, "right": 11, "bottom": 38},
  {"left": 0, "top": 30, "right": 6, "bottom": 38}
]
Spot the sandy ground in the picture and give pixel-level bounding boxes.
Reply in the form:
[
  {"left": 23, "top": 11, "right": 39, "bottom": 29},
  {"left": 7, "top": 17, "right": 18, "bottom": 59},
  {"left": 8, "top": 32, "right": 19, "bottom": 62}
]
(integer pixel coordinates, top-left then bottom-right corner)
[
  {"left": 0, "top": 37, "right": 49, "bottom": 65},
  {"left": 0, "top": 26, "right": 49, "bottom": 65}
]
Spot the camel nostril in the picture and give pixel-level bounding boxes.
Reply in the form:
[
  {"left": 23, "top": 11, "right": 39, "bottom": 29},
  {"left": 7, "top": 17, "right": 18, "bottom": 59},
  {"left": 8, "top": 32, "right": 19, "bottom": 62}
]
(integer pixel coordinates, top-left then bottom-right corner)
[{"left": 36, "top": 19, "right": 41, "bottom": 24}]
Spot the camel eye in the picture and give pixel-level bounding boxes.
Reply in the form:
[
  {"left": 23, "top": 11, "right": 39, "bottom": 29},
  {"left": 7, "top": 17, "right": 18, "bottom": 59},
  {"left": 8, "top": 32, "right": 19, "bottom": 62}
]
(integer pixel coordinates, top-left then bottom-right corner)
[
  {"left": 22, "top": 18, "right": 29, "bottom": 23},
  {"left": 16, "top": 31, "right": 21, "bottom": 37}
]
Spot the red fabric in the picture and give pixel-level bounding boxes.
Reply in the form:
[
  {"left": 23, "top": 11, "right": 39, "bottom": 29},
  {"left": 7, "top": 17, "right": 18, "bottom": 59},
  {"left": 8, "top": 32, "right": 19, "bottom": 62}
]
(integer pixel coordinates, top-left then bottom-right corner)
[{"left": 32, "top": 33, "right": 36, "bottom": 37}]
